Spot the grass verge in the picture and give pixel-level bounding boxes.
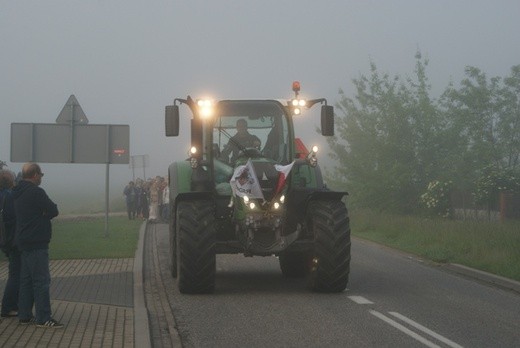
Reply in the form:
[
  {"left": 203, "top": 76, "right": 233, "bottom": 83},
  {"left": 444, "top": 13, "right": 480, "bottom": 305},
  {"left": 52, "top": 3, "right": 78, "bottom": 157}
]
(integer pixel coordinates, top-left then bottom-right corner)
[
  {"left": 351, "top": 209, "right": 520, "bottom": 282},
  {"left": 0, "top": 216, "right": 141, "bottom": 261},
  {"left": 48, "top": 216, "right": 142, "bottom": 259}
]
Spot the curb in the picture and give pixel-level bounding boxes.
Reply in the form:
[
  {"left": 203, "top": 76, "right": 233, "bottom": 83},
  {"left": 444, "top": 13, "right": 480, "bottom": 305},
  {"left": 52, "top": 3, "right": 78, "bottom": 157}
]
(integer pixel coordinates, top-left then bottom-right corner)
[
  {"left": 133, "top": 220, "right": 151, "bottom": 348},
  {"left": 354, "top": 237, "right": 520, "bottom": 295},
  {"left": 441, "top": 263, "right": 520, "bottom": 294}
]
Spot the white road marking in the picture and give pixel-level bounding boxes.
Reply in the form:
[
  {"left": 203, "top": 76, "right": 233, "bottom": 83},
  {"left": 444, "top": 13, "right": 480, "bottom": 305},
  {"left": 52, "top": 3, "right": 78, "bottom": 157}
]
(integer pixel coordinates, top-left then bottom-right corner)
[
  {"left": 389, "top": 312, "right": 463, "bottom": 348},
  {"left": 348, "top": 296, "right": 374, "bottom": 304},
  {"left": 369, "top": 310, "right": 441, "bottom": 348}
]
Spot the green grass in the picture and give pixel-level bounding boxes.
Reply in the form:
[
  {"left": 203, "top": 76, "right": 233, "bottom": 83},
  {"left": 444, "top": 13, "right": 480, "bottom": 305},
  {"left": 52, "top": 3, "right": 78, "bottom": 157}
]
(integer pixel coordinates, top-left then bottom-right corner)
[
  {"left": 48, "top": 216, "right": 141, "bottom": 259},
  {"left": 0, "top": 216, "right": 141, "bottom": 261},
  {"left": 351, "top": 209, "right": 520, "bottom": 281}
]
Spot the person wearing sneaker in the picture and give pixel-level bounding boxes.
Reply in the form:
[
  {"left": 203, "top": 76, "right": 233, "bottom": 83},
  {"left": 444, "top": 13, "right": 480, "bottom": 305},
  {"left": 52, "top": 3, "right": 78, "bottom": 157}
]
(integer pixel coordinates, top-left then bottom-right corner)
[{"left": 12, "top": 163, "right": 64, "bottom": 328}]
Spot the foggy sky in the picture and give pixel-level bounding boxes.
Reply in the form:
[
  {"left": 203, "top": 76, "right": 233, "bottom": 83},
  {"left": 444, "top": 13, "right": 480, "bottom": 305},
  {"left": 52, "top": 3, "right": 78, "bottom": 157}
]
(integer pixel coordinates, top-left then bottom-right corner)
[{"left": 1, "top": 1, "right": 519, "bottom": 210}]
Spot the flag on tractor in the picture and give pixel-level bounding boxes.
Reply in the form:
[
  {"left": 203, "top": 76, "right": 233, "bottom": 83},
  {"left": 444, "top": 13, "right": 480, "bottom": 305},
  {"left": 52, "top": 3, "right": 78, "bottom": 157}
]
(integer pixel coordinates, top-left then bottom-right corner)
[
  {"left": 274, "top": 161, "right": 295, "bottom": 194},
  {"left": 230, "top": 159, "right": 264, "bottom": 199}
]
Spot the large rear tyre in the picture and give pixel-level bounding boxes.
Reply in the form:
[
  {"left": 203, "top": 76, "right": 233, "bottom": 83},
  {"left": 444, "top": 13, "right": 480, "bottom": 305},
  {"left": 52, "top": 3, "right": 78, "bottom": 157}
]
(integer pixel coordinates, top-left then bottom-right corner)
[
  {"left": 308, "top": 200, "right": 351, "bottom": 293},
  {"left": 279, "top": 252, "right": 311, "bottom": 278},
  {"left": 169, "top": 204, "right": 177, "bottom": 278},
  {"left": 176, "top": 200, "right": 216, "bottom": 294}
]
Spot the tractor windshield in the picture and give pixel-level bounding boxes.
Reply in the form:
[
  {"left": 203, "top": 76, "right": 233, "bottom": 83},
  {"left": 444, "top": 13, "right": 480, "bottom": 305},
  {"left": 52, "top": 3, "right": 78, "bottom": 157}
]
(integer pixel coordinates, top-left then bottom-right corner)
[{"left": 212, "top": 101, "right": 289, "bottom": 165}]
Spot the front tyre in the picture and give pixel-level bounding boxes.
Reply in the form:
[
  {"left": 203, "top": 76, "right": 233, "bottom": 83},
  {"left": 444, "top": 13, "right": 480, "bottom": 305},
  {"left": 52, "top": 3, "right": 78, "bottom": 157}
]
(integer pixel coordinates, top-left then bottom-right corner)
[
  {"left": 308, "top": 200, "right": 351, "bottom": 292},
  {"left": 176, "top": 200, "right": 216, "bottom": 294}
]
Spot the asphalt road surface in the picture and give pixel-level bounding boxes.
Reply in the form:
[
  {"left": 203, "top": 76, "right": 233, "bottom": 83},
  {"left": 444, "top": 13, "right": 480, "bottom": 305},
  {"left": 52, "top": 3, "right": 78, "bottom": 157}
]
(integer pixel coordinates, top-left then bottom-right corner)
[{"left": 144, "top": 223, "right": 520, "bottom": 348}]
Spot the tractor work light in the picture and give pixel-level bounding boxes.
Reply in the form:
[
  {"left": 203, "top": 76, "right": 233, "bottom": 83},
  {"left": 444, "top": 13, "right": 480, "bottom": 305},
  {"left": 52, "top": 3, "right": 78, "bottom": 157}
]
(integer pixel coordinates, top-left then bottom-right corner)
[
  {"left": 291, "top": 99, "right": 307, "bottom": 107},
  {"left": 196, "top": 99, "right": 214, "bottom": 119},
  {"left": 290, "top": 98, "right": 307, "bottom": 115}
]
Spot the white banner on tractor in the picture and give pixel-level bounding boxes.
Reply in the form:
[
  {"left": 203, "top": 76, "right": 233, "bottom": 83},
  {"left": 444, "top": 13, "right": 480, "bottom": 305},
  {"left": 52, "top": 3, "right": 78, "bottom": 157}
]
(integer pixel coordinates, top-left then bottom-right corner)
[{"left": 230, "top": 159, "right": 264, "bottom": 199}]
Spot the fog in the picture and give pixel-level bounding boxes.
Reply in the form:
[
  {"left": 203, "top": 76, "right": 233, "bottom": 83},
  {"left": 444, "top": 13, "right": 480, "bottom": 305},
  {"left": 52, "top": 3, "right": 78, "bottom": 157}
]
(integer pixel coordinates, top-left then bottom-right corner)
[{"left": 1, "top": 1, "right": 519, "bottom": 212}]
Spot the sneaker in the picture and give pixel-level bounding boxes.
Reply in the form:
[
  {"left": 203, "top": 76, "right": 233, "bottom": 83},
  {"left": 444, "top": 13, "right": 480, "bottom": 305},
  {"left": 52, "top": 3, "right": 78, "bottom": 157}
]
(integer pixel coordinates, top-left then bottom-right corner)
[
  {"left": 1, "top": 310, "right": 18, "bottom": 318},
  {"left": 36, "top": 318, "right": 64, "bottom": 329},
  {"left": 19, "top": 317, "right": 36, "bottom": 325}
]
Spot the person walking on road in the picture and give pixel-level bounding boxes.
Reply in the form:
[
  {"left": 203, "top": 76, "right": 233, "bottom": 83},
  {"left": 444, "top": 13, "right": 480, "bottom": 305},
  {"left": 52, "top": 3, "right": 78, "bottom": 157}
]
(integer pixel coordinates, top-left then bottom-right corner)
[
  {"left": 123, "top": 181, "right": 137, "bottom": 220},
  {"left": 12, "top": 162, "right": 64, "bottom": 328}
]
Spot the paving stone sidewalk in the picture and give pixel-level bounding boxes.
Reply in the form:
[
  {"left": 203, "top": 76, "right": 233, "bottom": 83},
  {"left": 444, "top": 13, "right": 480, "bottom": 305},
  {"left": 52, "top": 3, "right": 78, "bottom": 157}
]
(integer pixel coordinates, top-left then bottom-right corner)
[
  {"left": 0, "top": 258, "right": 134, "bottom": 347},
  {"left": 0, "top": 219, "right": 150, "bottom": 348}
]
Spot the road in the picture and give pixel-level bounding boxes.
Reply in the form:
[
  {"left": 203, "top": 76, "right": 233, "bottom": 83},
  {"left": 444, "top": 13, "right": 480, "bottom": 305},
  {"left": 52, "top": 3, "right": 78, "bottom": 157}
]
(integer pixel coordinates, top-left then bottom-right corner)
[{"left": 144, "top": 223, "right": 520, "bottom": 348}]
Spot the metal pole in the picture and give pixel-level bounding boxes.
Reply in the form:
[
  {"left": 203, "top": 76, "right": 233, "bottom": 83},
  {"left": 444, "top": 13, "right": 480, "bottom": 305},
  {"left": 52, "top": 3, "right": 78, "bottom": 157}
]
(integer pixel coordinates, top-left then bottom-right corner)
[
  {"left": 104, "top": 125, "right": 110, "bottom": 238},
  {"left": 105, "top": 162, "right": 109, "bottom": 237},
  {"left": 70, "top": 104, "right": 75, "bottom": 162},
  {"left": 30, "top": 124, "right": 36, "bottom": 161},
  {"left": 132, "top": 157, "right": 135, "bottom": 182}
]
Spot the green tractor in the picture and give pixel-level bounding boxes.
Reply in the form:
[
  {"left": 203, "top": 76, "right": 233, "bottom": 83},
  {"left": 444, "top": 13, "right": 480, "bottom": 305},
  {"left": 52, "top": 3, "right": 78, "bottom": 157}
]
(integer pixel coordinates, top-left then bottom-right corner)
[{"left": 164, "top": 82, "right": 351, "bottom": 294}]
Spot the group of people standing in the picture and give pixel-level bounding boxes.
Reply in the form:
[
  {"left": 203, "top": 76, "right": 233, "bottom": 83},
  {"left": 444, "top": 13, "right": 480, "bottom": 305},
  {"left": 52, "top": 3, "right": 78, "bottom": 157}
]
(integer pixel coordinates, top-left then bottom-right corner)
[
  {"left": 123, "top": 176, "right": 169, "bottom": 223},
  {"left": 0, "top": 163, "right": 63, "bottom": 328}
]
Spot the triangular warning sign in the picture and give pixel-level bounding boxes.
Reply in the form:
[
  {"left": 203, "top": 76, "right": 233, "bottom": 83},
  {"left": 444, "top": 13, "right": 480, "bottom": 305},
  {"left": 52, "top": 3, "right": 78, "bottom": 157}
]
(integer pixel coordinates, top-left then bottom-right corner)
[{"left": 56, "top": 95, "right": 89, "bottom": 124}]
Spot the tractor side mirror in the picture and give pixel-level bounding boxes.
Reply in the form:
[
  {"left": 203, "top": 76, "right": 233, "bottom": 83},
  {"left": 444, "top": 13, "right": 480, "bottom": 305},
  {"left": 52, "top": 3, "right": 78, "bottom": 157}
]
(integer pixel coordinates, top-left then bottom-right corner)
[
  {"left": 321, "top": 105, "right": 334, "bottom": 136},
  {"left": 165, "top": 105, "right": 180, "bottom": 136}
]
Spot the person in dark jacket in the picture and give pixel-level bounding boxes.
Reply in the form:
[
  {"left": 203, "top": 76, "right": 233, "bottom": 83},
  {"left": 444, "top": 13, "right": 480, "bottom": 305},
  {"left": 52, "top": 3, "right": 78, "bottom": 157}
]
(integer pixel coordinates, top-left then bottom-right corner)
[
  {"left": 123, "top": 181, "right": 137, "bottom": 220},
  {"left": 0, "top": 169, "right": 20, "bottom": 318},
  {"left": 12, "top": 162, "right": 63, "bottom": 328}
]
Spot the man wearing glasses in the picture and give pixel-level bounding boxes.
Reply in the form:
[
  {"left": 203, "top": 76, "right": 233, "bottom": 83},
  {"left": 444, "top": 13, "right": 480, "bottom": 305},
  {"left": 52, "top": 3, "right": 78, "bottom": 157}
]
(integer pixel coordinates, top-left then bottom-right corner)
[{"left": 12, "top": 162, "right": 63, "bottom": 328}]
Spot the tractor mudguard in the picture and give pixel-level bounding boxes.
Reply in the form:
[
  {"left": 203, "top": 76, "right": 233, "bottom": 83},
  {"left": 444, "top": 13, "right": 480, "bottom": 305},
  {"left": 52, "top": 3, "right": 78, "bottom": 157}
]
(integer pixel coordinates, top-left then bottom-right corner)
[
  {"left": 168, "top": 161, "right": 192, "bottom": 201},
  {"left": 306, "top": 190, "right": 348, "bottom": 203},
  {"left": 284, "top": 189, "right": 348, "bottom": 239},
  {"left": 169, "top": 161, "right": 214, "bottom": 200}
]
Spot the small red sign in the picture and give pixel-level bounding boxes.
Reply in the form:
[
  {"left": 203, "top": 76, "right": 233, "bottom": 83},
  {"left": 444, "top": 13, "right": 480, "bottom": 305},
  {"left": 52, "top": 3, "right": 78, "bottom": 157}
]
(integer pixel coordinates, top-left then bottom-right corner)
[{"left": 113, "top": 149, "right": 126, "bottom": 155}]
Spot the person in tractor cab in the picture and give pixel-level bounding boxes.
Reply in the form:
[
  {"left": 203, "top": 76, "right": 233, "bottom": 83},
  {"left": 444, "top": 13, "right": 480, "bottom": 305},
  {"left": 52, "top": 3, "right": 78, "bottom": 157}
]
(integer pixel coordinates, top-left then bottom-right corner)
[{"left": 220, "top": 119, "right": 261, "bottom": 164}]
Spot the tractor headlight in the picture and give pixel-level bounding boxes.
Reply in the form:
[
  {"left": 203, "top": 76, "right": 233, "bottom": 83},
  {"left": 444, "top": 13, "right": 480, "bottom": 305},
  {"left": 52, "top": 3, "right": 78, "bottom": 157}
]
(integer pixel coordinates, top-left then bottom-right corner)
[
  {"left": 189, "top": 146, "right": 198, "bottom": 168},
  {"left": 249, "top": 202, "right": 256, "bottom": 210},
  {"left": 273, "top": 202, "right": 280, "bottom": 210},
  {"left": 280, "top": 195, "right": 285, "bottom": 203},
  {"left": 307, "top": 145, "right": 318, "bottom": 167},
  {"left": 243, "top": 195, "right": 250, "bottom": 203}
]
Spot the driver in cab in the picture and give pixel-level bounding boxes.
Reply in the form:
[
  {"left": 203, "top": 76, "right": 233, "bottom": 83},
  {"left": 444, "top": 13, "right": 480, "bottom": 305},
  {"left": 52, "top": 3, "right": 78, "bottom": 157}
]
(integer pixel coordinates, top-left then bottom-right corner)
[{"left": 221, "top": 119, "right": 261, "bottom": 164}]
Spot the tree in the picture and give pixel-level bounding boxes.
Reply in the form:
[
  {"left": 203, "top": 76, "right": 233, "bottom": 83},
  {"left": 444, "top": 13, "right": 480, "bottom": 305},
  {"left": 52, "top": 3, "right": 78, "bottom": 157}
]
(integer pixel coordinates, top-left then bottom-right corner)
[
  {"left": 330, "top": 54, "right": 520, "bottom": 215},
  {"left": 328, "top": 53, "right": 442, "bottom": 213},
  {"left": 441, "top": 65, "right": 520, "bottom": 200},
  {"left": 500, "top": 65, "right": 520, "bottom": 170}
]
